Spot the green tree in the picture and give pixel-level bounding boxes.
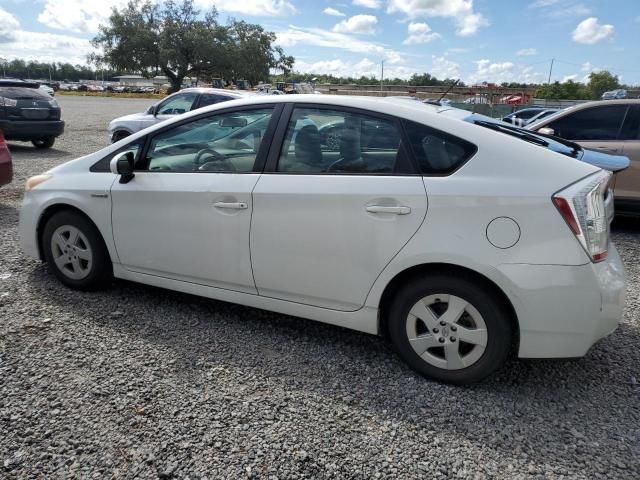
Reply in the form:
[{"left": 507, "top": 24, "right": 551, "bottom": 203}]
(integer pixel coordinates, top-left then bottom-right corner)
[
  {"left": 586, "top": 70, "right": 619, "bottom": 99},
  {"left": 92, "top": 0, "right": 291, "bottom": 92}
]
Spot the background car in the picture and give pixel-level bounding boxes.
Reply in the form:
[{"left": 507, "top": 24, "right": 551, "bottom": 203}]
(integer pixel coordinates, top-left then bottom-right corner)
[
  {"left": 0, "top": 129, "right": 13, "bottom": 187},
  {"left": 20, "top": 95, "right": 625, "bottom": 384},
  {"left": 38, "top": 84, "right": 55, "bottom": 96},
  {"left": 107, "top": 88, "right": 251, "bottom": 142},
  {"left": 502, "top": 107, "right": 557, "bottom": 126},
  {"left": 0, "top": 79, "right": 64, "bottom": 149},
  {"left": 601, "top": 89, "right": 627, "bottom": 100},
  {"left": 527, "top": 99, "right": 640, "bottom": 214}
]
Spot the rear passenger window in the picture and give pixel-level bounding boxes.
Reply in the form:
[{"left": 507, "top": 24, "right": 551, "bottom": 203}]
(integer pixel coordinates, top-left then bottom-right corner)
[
  {"left": 403, "top": 120, "right": 477, "bottom": 174},
  {"left": 277, "top": 107, "right": 410, "bottom": 174}
]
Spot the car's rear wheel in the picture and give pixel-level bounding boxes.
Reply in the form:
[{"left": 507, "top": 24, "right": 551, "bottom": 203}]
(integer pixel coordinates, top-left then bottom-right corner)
[
  {"left": 32, "top": 137, "right": 55, "bottom": 149},
  {"left": 388, "top": 274, "right": 513, "bottom": 384},
  {"left": 42, "top": 211, "right": 113, "bottom": 290},
  {"left": 111, "top": 130, "right": 130, "bottom": 143}
]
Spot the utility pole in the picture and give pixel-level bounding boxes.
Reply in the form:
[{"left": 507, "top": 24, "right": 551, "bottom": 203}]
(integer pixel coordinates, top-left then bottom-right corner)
[
  {"left": 547, "top": 58, "right": 555, "bottom": 84},
  {"left": 380, "top": 60, "right": 384, "bottom": 93}
]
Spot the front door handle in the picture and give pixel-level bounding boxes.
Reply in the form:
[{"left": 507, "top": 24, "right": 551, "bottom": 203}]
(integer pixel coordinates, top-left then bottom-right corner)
[
  {"left": 213, "top": 201, "right": 248, "bottom": 210},
  {"left": 366, "top": 205, "right": 411, "bottom": 215},
  {"left": 596, "top": 146, "right": 618, "bottom": 152}
]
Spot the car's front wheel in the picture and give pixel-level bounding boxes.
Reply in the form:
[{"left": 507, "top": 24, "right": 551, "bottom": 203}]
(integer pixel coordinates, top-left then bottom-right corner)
[
  {"left": 42, "top": 211, "right": 113, "bottom": 290},
  {"left": 388, "top": 274, "right": 513, "bottom": 384},
  {"left": 32, "top": 137, "right": 55, "bottom": 149}
]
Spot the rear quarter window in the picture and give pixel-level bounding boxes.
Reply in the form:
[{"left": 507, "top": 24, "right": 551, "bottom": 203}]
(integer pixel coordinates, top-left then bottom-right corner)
[{"left": 403, "top": 120, "right": 477, "bottom": 175}]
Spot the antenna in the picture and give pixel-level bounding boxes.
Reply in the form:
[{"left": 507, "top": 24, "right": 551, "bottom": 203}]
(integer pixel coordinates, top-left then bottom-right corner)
[{"left": 437, "top": 78, "right": 459, "bottom": 103}]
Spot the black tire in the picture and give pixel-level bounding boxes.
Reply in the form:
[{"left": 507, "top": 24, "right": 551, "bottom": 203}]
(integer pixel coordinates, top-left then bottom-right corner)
[
  {"left": 32, "top": 137, "right": 55, "bottom": 149},
  {"left": 388, "top": 274, "right": 513, "bottom": 385},
  {"left": 111, "top": 130, "right": 130, "bottom": 143},
  {"left": 42, "top": 211, "right": 113, "bottom": 291}
]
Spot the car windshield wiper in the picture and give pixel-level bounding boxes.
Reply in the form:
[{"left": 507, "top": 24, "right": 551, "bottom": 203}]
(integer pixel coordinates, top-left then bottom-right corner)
[{"left": 474, "top": 120, "right": 550, "bottom": 148}]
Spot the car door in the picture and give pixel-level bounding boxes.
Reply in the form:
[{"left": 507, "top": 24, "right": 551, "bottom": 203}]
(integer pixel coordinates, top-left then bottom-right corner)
[
  {"left": 250, "top": 104, "right": 428, "bottom": 311},
  {"left": 614, "top": 105, "right": 640, "bottom": 203},
  {"left": 542, "top": 104, "right": 628, "bottom": 155},
  {"left": 110, "top": 105, "right": 280, "bottom": 293}
]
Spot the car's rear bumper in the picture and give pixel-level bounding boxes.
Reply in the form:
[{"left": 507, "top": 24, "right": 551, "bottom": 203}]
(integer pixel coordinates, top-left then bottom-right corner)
[
  {"left": 1, "top": 120, "right": 65, "bottom": 141},
  {"left": 497, "top": 243, "right": 626, "bottom": 358}
]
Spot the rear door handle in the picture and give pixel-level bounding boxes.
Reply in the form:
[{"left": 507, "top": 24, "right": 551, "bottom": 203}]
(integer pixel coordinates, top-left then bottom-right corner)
[
  {"left": 596, "top": 146, "right": 619, "bottom": 152},
  {"left": 366, "top": 205, "right": 411, "bottom": 215},
  {"left": 213, "top": 201, "right": 248, "bottom": 210}
]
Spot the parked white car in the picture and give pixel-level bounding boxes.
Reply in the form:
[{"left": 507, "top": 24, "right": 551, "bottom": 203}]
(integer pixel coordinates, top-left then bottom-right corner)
[
  {"left": 19, "top": 95, "right": 625, "bottom": 384},
  {"left": 107, "top": 88, "right": 250, "bottom": 143}
]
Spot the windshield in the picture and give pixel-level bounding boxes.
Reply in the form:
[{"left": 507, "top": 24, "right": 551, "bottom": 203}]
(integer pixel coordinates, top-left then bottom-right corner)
[{"left": 464, "top": 114, "right": 582, "bottom": 159}]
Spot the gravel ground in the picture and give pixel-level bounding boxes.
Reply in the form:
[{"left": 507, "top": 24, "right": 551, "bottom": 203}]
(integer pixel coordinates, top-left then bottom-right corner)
[{"left": 1, "top": 96, "right": 639, "bottom": 479}]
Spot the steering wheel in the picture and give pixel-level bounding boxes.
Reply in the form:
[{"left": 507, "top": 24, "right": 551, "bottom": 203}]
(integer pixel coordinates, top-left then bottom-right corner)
[{"left": 194, "top": 148, "right": 226, "bottom": 165}]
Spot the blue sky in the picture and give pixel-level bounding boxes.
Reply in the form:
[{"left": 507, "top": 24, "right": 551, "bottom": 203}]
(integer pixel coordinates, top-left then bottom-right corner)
[{"left": 0, "top": 0, "right": 638, "bottom": 84}]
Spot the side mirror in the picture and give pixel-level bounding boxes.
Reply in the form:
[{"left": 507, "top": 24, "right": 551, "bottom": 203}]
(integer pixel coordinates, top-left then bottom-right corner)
[
  {"left": 147, "top": 104, "right": 157, "bottom": 116},
  {"left": 110, "top": 151, "right": 135, "bottom": 184},
  {"left": 537, "top": 127, "right": 555, "bottom": 136}
]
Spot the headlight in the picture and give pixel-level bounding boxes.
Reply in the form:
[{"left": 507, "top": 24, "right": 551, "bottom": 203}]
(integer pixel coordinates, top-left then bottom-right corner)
[
  {"left": 25, "top": 174, "right": 52, "bottom": 192},
  {"left": 0, "top": 96, "right": 18, "bottom": 107}
]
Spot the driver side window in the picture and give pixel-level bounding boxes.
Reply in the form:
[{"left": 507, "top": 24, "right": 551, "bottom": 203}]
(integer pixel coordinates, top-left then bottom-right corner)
[
  {"left": 156, "top": 92, "right": 198, "bottom": 115},
  {"left": 145, "top": 108, "right": 274, "bottom": 173}
]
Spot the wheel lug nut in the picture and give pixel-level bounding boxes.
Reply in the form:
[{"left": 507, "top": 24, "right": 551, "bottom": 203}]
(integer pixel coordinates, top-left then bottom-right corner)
[
  {"left": 438, "top": 337, "right": 445, "bottom": 344},
  {"left": 450, "top": 337, "right": 456, "bottom": 342},
  {"left": 432, "top": 328, "right": 439, "bottom": 333},
  {"left": 451, "top": 325, "right": 457, "bottom": 332},
  {"left": 439, "top": 321, "right": 446, "bottom": 326}
]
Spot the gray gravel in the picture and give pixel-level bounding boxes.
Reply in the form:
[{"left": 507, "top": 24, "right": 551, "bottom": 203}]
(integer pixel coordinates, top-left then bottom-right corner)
[{"left": 1, "top": 95, "right": 639, "bottom": 479}]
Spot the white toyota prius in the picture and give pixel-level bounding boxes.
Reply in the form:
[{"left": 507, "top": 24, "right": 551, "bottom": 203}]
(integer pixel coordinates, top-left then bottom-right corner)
[{"left": 19, "top": 95, "right": 626, "bottom": 384}]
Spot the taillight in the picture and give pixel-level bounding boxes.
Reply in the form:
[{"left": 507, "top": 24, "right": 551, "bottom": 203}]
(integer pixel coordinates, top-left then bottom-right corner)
[{"left": 553, "top": 170, "right": 612, "bottom": 263}]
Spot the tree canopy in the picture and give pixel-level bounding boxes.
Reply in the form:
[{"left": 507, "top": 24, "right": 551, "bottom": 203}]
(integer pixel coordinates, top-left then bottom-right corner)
[
  {"left": 91, "top": 0, "right": 293, "bottom": 92},
  {"left": 535, "top": 70, "right": 623, "bottom": 100}
]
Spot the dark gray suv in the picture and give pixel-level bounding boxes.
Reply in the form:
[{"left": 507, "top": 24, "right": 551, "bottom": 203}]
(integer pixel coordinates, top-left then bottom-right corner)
[{"left": 0, "top": 80, "right": 64, "bottom": 149}]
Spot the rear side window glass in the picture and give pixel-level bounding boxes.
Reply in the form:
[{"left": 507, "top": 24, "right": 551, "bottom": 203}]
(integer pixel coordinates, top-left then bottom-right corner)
[
  {"left": 197, "top": 94, "right": 230, "bottom": 108},
  {"left": 403, "top": 120, "right": 477, "bottom": 175},
  {"left": 548, "top": 106, "right": 627, "bottom": 141},
  {"left": 620, "top": 106, "right": 640, "bottom": 140}
]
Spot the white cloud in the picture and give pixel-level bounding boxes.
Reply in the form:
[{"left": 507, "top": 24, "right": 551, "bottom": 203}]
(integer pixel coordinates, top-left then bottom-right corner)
[
  {"left": 0, "top": 30, "right": 93, "bottom": 65},
  {"left": 387, "top": 0, "right": 488, "bottom": 36},
  {"left": 516, "top": 48, "right": 537, "bottom": 56},
  {"left": 276, "top": 25, "right": 404, "bottom": 64},
  {"left": 202, "top": 0, "right": 296, "bottom": 16},
  {"left": 333, "top": 15, "right": 378, "bottom": 35},
  {"left": 403, "top": 22, "right": 440, "bottom": 45},
  {"left": 353, "top": 0, "right": 382, "bottom": 8},
  {"left": 468, "top": 59, "right": 546, "bottom": 84},
  {"left": 323, "top": 7, "right": 346, "bottom": 17},
  {"left": 529, "top": 0, "right": 591, "bottom": 18},
  {"left": 0, "top": 7, "right": 21, "bottom": 42},
  {"left": 38, "top": 0, "right": 129, "bottom": 33},
  {"left": 572, "top": 17, "right": 614, "bottom": 44},
  {"left": 293, "top": 57, "right": 419, "bottom": 79},
  {"left": 430, "top": 55, "right": 460, "bottom": 79},
  {"left": 562, "top": 74, "right": 578, "bottom": 82}
]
